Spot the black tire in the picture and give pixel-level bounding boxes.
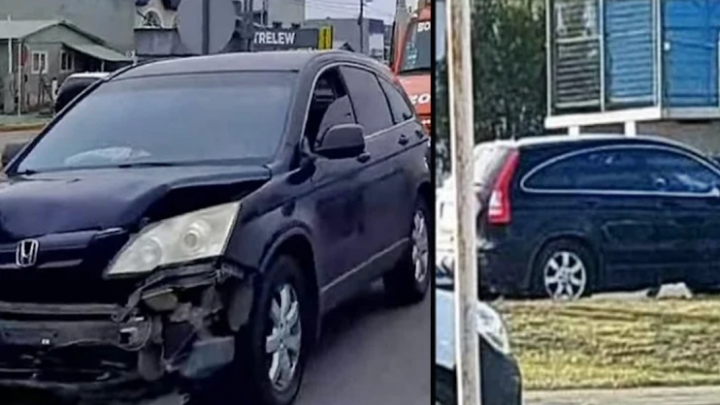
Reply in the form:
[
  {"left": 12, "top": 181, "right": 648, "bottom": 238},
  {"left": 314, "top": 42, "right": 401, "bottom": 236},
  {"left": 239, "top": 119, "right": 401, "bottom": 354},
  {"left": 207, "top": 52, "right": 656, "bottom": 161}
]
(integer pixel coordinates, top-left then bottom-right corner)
[
  {"left": 227, "top": 255, "right": 312, "bottom": 405},
  {"left": 383, "top": 197, "right": 431, "bottom": 305},
  {"left": 531, "top": 239, "right": 596, "bottom": 300}
]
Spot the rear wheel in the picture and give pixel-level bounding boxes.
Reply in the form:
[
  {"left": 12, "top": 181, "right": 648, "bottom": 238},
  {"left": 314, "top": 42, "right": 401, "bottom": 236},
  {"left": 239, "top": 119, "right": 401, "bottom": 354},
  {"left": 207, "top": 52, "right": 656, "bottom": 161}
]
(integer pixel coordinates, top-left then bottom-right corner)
[
  {"left": 384, "top": 197, "right": 430, "bottom": 304},
  {"left": 532, "top": 240, "right": 595, "bottom": 300}
]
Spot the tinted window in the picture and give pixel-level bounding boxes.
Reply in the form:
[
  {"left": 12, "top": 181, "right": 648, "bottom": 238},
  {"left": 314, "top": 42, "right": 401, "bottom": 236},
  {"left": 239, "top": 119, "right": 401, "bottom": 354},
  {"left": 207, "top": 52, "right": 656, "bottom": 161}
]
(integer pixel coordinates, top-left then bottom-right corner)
[
  {"left": 640, "top": 149, "right": 720, "bottom": 194},
  {"left": 400, "top": 20, "right": 432, "bottom": 72},
  {"left": 524, "top": 148, "right": 656, "bottom": 192},
  {"left": 379, "top": 78, "right": 415, "bottom": 124},
  {"left": 19, "top": 72, "right": 294, "bottom": 172},
  {"left": 305, "top": 69, "right": 354, "bottom": 147},
  {"left": 340, "top": 67, "right": 394, "bottom": 136}
]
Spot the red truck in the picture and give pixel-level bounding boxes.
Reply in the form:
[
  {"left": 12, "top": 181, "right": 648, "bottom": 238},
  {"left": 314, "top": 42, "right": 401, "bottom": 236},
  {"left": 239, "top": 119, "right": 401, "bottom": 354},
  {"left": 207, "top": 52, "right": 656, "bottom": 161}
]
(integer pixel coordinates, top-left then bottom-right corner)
[{"left": 391, "top": 0, "right": 433, "bottom": 134}]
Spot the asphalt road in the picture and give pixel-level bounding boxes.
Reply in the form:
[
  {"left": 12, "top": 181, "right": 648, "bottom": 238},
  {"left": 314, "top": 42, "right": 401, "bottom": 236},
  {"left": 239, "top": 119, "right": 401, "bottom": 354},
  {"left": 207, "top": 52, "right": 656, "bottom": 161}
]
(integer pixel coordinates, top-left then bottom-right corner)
[
  {"left": 0, "top": 129, "right": 36, "bottom": 149},
  {"left": 0, "top": 130, "right": 432, "bottom": 405}
]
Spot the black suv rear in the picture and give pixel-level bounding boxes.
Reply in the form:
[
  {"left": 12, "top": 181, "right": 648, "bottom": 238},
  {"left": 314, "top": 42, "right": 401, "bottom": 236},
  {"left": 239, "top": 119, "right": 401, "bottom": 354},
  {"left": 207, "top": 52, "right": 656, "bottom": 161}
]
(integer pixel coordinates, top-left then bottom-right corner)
[{"left": 468, "top": 135, "right": 720, "bottom": 300}]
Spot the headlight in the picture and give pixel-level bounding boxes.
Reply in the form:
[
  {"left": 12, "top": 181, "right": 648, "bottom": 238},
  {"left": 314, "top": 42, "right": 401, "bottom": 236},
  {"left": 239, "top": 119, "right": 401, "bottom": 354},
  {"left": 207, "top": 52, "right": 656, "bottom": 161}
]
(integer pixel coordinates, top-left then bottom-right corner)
[
  {"left": 476, "top": 301, "right": 511, "bottom": 355},
  {"left": 106, "top": 201, "right": 241, "bottom": 276}
]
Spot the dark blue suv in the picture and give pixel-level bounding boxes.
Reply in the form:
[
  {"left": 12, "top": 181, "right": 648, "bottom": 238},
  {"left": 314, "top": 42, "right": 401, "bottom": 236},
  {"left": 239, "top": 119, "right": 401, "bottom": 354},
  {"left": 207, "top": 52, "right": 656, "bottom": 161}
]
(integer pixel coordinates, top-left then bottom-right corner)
[
  {"left": 0, "top": 51, "right": 430, "bottom": 405},
  {"left": 467, "top": 135, "right": 720, "bottom": 300}
]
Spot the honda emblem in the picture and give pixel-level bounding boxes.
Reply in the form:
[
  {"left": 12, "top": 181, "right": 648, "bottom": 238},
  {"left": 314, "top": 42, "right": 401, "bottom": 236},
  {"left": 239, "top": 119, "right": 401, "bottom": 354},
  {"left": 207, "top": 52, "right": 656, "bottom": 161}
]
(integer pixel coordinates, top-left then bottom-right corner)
[{"left": 16, "top": 239, "right": 39, "bottom": 268}]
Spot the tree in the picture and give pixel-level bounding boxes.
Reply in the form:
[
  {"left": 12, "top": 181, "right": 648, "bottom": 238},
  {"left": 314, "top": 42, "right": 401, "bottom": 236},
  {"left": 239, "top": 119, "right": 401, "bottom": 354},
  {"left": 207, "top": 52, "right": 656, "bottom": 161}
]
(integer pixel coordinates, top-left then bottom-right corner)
[{"left": 436, "top": 0, "right": 546, "bottom": 174}]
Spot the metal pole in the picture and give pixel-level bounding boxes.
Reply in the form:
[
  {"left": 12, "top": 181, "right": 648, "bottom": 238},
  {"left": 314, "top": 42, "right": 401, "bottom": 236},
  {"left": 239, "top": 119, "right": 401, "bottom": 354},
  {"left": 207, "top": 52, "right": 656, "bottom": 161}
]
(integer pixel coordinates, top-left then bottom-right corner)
[
  {"left": 247, "top": 0, "right": 255, "bottom": 52},
  {"left": 359, "top": 0, "right": 364, "bottom": 53},
  {"left": 447, "top": 0, "right": 481, "bottom": 403},
  {"left": 16, "top": 40, "right": 22, "bottom": 116},
  {"left": 202, "top": 0, "right": 210, "bottom": 54}
]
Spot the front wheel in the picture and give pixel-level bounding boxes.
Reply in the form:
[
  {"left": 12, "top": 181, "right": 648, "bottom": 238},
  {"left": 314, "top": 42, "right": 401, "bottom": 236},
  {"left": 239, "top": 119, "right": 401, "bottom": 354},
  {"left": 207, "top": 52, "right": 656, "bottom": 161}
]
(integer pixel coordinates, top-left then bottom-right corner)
[
  {"left": 235, "top": 255, "right": 311, "bottom": 405},
  {"left": 383, "top": 197, "right": 430, "bottom": 305}
]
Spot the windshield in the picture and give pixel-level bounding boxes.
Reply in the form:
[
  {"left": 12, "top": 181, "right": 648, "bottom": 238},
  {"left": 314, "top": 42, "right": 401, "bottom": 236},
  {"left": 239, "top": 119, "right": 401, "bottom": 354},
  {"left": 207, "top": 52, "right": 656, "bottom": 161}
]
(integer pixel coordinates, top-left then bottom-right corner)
[
  {"left": 399, "top": 19, "right": 432, "bottom": 73},
  {"left": 17, "top": 71, "right": 295, "bottom": 173}
]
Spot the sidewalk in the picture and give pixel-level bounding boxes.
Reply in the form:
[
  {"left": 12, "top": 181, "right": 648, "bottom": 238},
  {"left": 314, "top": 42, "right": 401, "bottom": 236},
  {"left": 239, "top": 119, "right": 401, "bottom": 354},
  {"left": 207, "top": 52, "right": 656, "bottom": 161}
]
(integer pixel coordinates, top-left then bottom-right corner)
[
  {"left": 526, "top": 386, "right": 720, "bottom": 405},
  {"left": 0, "top": 113, "right": 49, "bottom": 132}
]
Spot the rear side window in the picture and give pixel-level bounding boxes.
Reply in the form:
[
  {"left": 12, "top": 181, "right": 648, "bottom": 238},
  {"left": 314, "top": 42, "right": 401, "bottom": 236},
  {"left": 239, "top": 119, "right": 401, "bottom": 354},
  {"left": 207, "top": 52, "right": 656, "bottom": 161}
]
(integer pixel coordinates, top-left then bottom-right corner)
[
  {"left": 379, "top": 78, "right": 415, "bottom": 124},
  {"left": 523, "top": 146, "right": 720, "bottom": 194},
  {"left": 340, "top": 66, "right": 394, "bottom": 136},
  {"left": 523, "top": 148, "right": 655, "bottom": 192}
]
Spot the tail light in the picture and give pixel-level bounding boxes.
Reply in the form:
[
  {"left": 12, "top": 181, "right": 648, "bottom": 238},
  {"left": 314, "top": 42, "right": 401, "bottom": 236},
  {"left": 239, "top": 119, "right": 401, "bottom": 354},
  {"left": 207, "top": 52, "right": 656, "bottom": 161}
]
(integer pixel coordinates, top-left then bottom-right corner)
[{"left": 488, "top": 150, "right": 520, "bottom": 225}]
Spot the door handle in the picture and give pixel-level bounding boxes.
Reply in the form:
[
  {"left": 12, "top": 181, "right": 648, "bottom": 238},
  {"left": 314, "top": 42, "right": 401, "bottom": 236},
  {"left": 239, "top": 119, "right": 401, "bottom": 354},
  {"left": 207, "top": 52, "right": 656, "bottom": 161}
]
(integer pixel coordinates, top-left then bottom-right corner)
[
  {"left": 357, "top": 153, "right": 371, "bottom": 163},
  {"left": 415, "top": 129, "right": 425, "bottom": 138},
  {"left": 398, "top": 134, "right": 409, "bottom": 145}
]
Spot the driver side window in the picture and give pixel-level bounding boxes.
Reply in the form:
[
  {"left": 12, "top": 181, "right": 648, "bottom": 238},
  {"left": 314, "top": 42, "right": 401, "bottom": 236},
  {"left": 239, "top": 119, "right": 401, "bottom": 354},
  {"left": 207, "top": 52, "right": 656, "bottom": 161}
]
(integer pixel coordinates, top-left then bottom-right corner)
[{"left": 304, "top": 68, "right": 355, "bottom": 150}]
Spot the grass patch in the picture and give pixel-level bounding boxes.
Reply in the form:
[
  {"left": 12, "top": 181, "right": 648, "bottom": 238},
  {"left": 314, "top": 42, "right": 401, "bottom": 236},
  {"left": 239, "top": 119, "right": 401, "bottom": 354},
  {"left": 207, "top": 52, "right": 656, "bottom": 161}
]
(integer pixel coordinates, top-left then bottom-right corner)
[{"left": 498, "top": 299, "right": 720, "bottom": 390}]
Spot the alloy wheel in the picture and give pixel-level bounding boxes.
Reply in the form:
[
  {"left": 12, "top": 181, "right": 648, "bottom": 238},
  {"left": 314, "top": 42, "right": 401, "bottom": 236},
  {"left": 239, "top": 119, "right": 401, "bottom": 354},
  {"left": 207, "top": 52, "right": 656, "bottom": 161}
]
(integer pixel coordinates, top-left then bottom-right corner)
[
  {"left": 265, "top": 283, "right": 302, "bottom": 391},
  {"left": 412, "top": 209, "right": 429, "bottom": 283},
  {"left": 543, "top": 251, "right": 587, "bottom": 300}
]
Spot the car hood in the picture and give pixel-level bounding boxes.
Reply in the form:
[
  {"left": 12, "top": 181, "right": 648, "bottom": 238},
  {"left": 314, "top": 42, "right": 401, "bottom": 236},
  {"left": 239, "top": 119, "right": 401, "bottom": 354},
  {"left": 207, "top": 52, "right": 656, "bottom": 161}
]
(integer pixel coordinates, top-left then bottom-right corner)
[
  {"left": 0, "top": 165, "right": 271, "bottom": 241},
  {"left": 397, "top": 73, "right": 431, "bottom": 117}
]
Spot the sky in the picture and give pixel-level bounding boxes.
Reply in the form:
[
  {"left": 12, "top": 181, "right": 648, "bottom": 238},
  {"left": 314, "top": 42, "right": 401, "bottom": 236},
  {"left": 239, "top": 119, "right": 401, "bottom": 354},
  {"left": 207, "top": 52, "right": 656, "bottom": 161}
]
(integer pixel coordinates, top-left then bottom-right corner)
[{"left": 306, "top": 0, "right": 406, "bottom": 24}]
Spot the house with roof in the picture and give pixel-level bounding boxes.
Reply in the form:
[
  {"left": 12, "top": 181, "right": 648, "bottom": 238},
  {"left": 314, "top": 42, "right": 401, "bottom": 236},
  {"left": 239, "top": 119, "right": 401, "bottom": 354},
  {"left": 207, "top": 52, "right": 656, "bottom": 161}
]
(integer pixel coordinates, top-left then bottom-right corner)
[{"left": 0, "top": 19, "right": 131, "bottom": 114}]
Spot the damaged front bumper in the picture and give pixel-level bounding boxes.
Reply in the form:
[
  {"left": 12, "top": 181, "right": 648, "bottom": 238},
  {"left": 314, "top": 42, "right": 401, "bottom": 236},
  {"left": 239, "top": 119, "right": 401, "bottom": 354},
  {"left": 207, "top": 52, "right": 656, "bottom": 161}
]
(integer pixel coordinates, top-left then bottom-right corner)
[{"left": 0, "top": 262, "right": 254, "bottom": 402}]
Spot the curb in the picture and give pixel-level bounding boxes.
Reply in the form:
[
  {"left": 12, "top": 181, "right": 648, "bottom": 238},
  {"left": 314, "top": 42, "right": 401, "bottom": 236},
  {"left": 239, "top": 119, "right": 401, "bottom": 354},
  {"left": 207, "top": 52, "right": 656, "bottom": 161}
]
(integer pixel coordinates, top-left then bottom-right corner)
[{"left": 0, "top": 122, "right": 48, "bottom": 133}]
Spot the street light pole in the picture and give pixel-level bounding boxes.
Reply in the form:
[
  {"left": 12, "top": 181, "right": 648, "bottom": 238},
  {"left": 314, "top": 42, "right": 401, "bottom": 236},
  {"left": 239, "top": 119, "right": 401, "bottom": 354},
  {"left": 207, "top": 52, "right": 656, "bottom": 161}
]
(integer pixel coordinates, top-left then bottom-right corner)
[
  {"left": 358, "top": 0, "right": 365, "bottom": 53},
  {"left": 446, "top": 0, "right": 482, "bottom": 404}
]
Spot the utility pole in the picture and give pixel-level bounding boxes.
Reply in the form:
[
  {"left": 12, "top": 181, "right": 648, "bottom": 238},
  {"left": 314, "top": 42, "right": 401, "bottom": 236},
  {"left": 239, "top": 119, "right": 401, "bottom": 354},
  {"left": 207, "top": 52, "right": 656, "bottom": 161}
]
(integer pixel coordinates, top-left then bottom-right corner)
[
  {"left": 358, "top": 0, "right": 364, "bottom": 53},
  {"left": 247, "top": 0, "right": 255, "bottom": 52},
  {"left": 447, "top": 0, "right": 481, "bottom": 403},
  {"left": 201, "top": 0, "right": 210, "bottom": 54}
]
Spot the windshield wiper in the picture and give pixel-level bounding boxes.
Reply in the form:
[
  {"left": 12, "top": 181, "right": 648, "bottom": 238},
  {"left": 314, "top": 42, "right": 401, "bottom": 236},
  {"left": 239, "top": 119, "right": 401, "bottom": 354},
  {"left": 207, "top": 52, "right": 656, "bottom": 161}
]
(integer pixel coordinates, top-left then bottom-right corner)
[
  {"left": 12, "top": 169, "right": 38, "bottom": 176},
  {"left": 114, "top": 162, "right": 180, "bottom": 168}
]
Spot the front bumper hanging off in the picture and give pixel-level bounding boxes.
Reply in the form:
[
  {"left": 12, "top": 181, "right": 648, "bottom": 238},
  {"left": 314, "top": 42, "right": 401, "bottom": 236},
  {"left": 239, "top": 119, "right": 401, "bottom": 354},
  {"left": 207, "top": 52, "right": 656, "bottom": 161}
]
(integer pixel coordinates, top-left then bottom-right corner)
[{"left": 0, "top": 263, "right": 255, "bottom": 403}]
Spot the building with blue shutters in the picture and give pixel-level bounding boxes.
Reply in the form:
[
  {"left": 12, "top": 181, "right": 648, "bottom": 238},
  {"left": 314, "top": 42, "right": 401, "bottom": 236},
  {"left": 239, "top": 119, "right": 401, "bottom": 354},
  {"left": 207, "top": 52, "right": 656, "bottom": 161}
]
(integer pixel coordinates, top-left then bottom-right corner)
[{"left": 546, "top": 0, "right": 720, "bottom": 152}]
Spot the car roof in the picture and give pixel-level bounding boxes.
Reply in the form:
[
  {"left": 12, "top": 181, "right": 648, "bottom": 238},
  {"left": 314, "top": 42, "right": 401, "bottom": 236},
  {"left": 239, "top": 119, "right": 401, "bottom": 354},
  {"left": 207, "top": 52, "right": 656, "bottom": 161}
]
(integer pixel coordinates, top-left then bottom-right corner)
[
  {"left": 66, "top": 72, "right": 110, "bottom": 79},
  {"left": 115, "top": 50, "right": 376, "bottom": 80},
  {"left": 482, "top": 134, "right": 692, "bottom": 151}
]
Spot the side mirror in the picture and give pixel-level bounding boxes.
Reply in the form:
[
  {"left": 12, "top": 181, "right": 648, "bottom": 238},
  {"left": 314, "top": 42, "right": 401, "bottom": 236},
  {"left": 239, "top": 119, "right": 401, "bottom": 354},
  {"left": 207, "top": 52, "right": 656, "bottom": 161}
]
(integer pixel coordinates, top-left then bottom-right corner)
[
  {"left": 2, "top": 142, "right": 28, "bottom": 167},
  {"left": 315, "top": 124, "right": 365, "bottom": 159}
]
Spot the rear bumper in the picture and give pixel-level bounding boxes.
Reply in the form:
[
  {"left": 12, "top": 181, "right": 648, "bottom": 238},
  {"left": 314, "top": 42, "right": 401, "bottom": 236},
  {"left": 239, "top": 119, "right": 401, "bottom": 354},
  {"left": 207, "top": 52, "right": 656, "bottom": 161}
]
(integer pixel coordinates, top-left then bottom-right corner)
[{"left": 477, "top": 239, "right": 532, "bottom": 297}]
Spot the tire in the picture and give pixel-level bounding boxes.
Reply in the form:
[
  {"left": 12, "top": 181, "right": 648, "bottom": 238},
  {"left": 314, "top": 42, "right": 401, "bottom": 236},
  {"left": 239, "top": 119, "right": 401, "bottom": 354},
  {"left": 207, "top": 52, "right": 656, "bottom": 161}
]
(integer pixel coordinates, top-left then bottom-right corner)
[
  {"left": 531, "top": 239, "right": 595, "bottom": 300},
  {"left": 228, "top": 255, "right": 311, "bottom": 405},
  {"left": 383, "top": 197, "right": 430, "bottom": 305}
]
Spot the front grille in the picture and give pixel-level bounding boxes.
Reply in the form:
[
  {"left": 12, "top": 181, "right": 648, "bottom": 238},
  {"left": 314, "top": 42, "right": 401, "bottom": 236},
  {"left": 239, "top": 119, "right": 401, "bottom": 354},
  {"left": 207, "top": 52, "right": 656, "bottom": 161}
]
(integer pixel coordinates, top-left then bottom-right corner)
[{"left": 0, "top": 231, "right": 140, "bottom": 304}]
